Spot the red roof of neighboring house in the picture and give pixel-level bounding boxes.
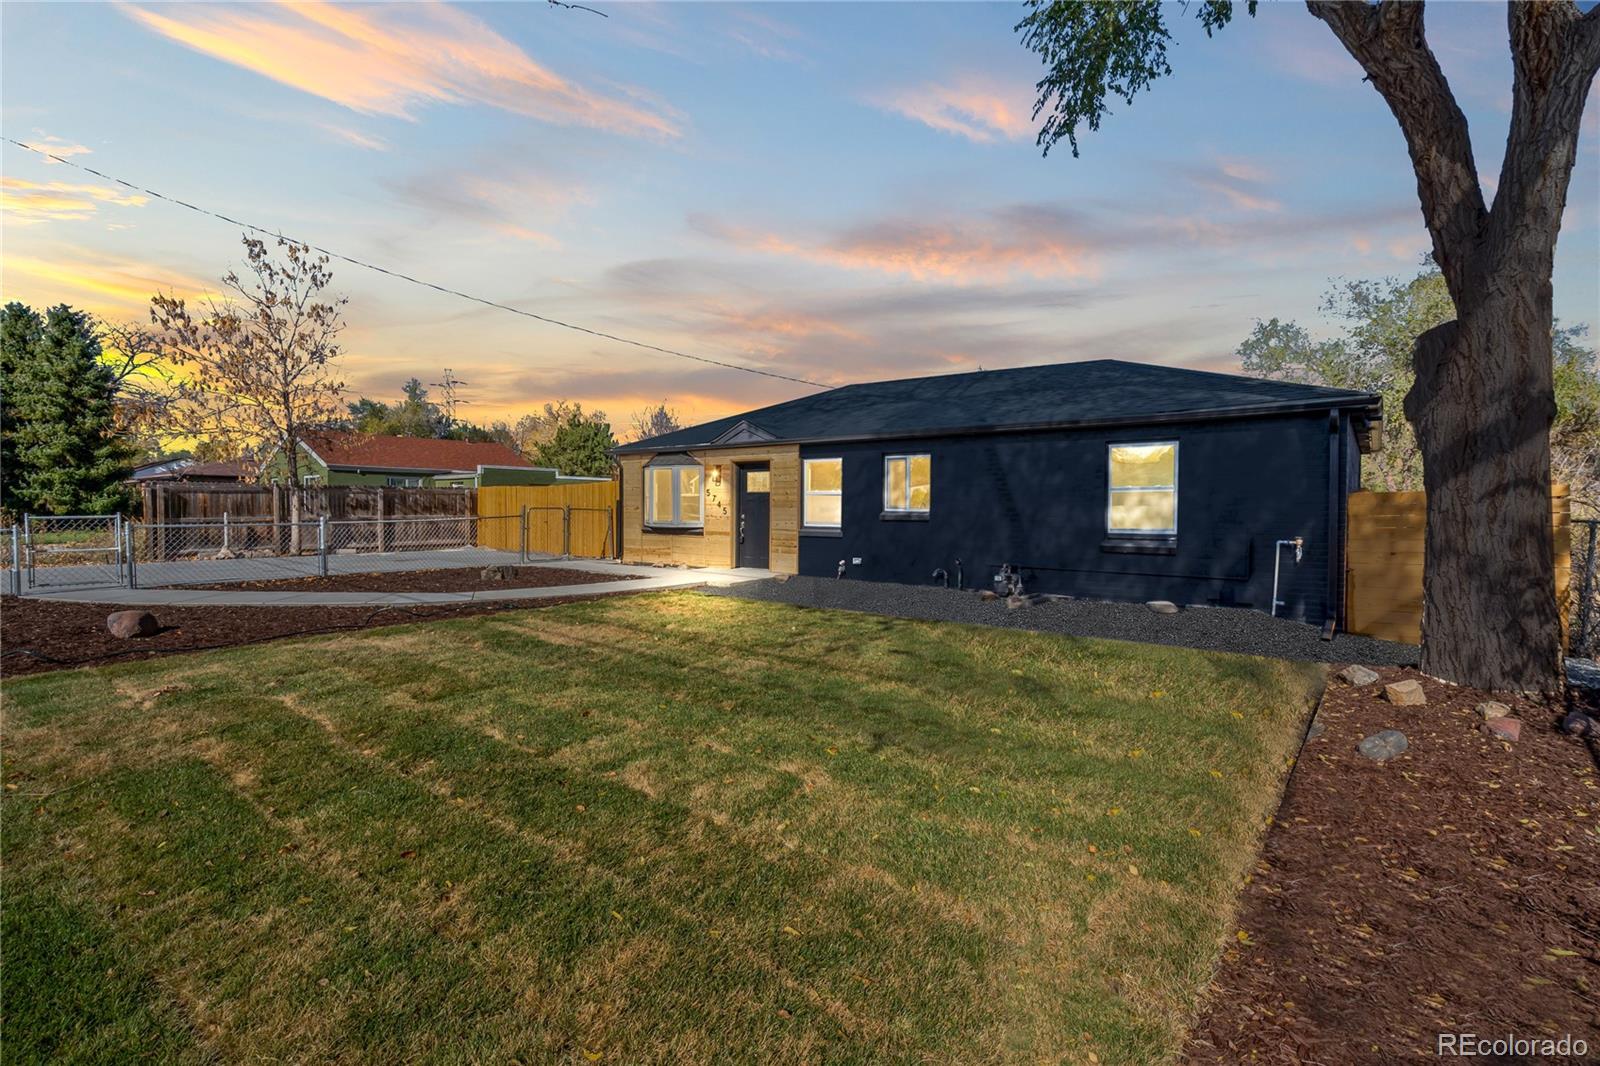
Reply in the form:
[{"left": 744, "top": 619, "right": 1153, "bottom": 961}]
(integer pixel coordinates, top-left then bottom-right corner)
[{"left": 301, "top": 431, "right": 532, "bottom": 473}]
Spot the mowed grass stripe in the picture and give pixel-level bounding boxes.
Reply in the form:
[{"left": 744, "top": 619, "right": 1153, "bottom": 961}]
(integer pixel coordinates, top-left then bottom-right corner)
[{"left": 2, "top": 591, "right": 1321, "bottom": 1064}]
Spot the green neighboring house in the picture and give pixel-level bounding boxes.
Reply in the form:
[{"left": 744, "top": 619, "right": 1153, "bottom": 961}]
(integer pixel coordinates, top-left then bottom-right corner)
[{"left": 266, "top": 431, "right": 609, "bottom": 489}]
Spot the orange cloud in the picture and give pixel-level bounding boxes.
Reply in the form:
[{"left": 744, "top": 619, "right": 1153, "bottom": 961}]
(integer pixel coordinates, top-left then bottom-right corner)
[
  {"left": 871, "top": 78, "right": 1035, "bottom": 144},
  {"left": 120, "top": 0, "right": 682, "bottom": 139},
  {"left": 1, "top": 178, "right": 148, "bottom": 224},
  {"left": 25, "top": 134, "right": 94, "bottom": 163},
  {"left": 694, "top": 213, "right": 1099, "bottom": 284},
  {"left": 1, "top": 248, "right": 207, "bottom": 313}
]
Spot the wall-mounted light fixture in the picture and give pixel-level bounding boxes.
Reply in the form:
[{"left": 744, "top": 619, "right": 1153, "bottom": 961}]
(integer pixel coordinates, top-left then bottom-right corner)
[{"left": 708, "top": 465, "right": 723, "bottom": 486}]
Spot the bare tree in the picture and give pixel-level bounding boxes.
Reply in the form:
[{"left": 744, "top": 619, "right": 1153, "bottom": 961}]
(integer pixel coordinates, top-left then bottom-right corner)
[
  {"left": 627, "top": 400, "right": 683, "bottom": 443},
  {"left": 95, "top": 320, "right": 175, "bottom": 457},
  {"left": 150, "top": 236, "right": 347, "bottom": 538}
]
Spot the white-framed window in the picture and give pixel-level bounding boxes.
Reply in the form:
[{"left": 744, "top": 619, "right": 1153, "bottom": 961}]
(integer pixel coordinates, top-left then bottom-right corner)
[
  {"left": 644, "top": 458, "right": 704, "bottom": 529},
  {"left": 883, "top": 454, "right": 931, "bottom": 514},
  {"left": 301, "top": 473, "right": 322, "bottom": 486},
  {"left": 1107, "top": 442, "right": 1178, "bottom": 535},
  {"left": 803, "top": 458, "right": 843, "bottom": 528}
]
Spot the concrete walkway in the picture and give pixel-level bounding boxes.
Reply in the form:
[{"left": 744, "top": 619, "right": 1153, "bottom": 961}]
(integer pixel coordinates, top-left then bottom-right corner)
[{"left": 24, "top": 560, "right": 773, "bottom": 607}]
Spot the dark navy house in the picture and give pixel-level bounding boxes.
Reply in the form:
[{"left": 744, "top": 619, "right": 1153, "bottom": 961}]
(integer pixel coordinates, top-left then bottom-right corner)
[{"left": 616, "top": 360, "right": 1381, "bottom": 627}]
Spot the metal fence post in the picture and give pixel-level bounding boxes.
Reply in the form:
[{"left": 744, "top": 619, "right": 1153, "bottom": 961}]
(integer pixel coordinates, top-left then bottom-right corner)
[
  {"left": 519, "top": 506, "right": 528, "bottom": 563},
  {"left": 223, "top": 511, "right": 231, "bottom": 553},
  {"left": 318, "top": 515, "right": 329, "bottom": 577},
  {"left": 563, "top": 505, "right": 572, "bottom": 557},
  {"left": 9, "top": 525, "right": 19, "bottom": 596},
  {"left": 125, "top": 522, "right": 138, "bottom": 589},
  {"left": 22, "top": 513, "right": 32, "bottom": 590}
]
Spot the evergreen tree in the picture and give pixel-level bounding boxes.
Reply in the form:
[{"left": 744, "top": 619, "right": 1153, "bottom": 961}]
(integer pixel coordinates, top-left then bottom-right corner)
[
  {"left": 0, "top": 303, "right": 45, "bottom": 515},
  {"left": 533, "top": 412, "right": 617, "bottom": 478},
  {"left": 0, "top": 302, "right": 133, "bottom": 515}
]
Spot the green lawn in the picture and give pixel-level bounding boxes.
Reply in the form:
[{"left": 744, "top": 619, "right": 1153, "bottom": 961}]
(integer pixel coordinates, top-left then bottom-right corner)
[{"left": 1, "top": 592, "right": 1321, "bottom": 1065}]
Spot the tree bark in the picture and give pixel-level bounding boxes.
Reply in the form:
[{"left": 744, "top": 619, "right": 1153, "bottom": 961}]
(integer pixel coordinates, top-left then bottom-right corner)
[{"left": 1309, "top": 0, "right": 1600, "bottom": 692}]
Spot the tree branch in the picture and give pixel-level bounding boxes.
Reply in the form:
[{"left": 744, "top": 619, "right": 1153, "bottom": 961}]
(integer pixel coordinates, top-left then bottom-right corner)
[
  {"left": 1306, "top": 0, "right": 1487, "bottom": 304},
  {"left": 1487, "top": 1, "right": 1600, "bottom": 274}
]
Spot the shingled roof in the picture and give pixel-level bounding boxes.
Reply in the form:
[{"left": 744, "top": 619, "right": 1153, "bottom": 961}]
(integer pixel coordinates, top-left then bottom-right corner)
[
  {"left": 617, "top": 359, "right": 1382, "bottom": 454},
  {"left": 302, "top": 432, "right": 531, "bottom": 473}
]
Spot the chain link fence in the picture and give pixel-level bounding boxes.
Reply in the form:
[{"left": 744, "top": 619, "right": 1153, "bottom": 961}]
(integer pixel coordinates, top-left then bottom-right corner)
[
  {"left": 1, "top": 525, "right": 19, "bottom": 596},
  {"left": 20, "top": 515, "right": 127, "bottom": 590},
  {"left": 125, "top": 514, "right": 529, "bottom": 587},
  {"left": 6, "top": 510, "right": 613, "bottom": 593}
]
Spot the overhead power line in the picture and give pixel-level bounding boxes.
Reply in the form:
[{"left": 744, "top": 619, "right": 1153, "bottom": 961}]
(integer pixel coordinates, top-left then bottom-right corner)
[{"left": 4, "top": 137, "right": 829, "bottom": 390}]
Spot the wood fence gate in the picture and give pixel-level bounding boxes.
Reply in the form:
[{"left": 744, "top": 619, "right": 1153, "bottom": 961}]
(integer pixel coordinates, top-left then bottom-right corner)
[
  {"left": 478, "top": 482, "right": 618, "bottom": 558},
  {"left": 1345, "top": 486, "right": 1571, "bottom": 645}
]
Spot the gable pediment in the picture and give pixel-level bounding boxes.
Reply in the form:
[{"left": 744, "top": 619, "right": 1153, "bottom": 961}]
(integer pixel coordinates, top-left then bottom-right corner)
[{"left": 711, "top": 419, "right": 777, "bottom": 446}]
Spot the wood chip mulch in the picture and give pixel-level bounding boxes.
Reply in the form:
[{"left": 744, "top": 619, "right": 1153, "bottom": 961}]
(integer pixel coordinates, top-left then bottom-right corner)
[
  {"left": 1184, "top": 666, "right": 1600, "bottom": 1064},
  {"left": 0, "top": 591, "right": 637, "bottom": 679},
  {"left": 182, "top": 564, "right": 635, "bottom": 594}
]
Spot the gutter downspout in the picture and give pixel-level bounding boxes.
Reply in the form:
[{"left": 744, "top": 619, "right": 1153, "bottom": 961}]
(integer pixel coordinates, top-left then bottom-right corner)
[{"left": 1325, "top": 408, "right": 1342, "bottom": 639}]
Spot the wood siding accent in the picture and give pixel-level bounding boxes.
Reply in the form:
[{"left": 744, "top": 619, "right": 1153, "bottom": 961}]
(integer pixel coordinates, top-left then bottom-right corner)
[
  {"left": 477, "top": 482, "right": 619, "bottom": 557},
  {"left": 1345, "top": 486, "right": 1571, "bottom": 645},
  {"left": 620, "top": 446, "right": 800, "bottom": 573}
]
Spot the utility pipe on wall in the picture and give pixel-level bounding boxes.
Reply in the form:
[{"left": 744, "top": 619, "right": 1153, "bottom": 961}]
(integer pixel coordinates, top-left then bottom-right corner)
[{"left": 1271, "top": 538, "right": 1305, "bottom": 617}]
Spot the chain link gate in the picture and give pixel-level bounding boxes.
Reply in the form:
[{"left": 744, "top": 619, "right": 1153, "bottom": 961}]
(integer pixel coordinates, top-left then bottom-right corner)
[{"left": 23, "top": 514, "right": 128, "bottom": 590}]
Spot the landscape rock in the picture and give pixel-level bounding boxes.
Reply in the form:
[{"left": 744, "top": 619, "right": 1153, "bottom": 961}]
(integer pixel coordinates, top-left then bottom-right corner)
[
  {"left": 1482, "top": 718, "right": 1522, "bottom": 742},
  {"left": 479, "top": 565, "right": 515, "bottom": 581},
  {"left": 106, "top": 610, "right": 159, "bottom": 639},
  {"left": 1006, "top": 595, "right": 1029, "bottom": 610},
  {"left": 1338, "top": 664, "right": 1380, "bottom": 687},
  {"left": 1357, "top": 730, "right": 1409, "bottom": 761},
  {"left": 1562, "top": 710, "right": 1597, "bottom": 737},
  {"left": 1383, "top": 679, "right": 1427, "bottom": 706},
  {"left": 978, "top": 590, "right": 999, "bottom": 601},
  {"left": 1475, "top": 700, "right": 1511, "bottom": 721},
  {"left": 1145, "top": 600, "right": 1179, "bottom": 615}
]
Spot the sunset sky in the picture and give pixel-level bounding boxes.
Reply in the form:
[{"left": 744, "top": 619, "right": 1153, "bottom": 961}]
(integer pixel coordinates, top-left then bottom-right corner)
[{"left": 3, "top": 1, "right": 1597, "bottom": 430}]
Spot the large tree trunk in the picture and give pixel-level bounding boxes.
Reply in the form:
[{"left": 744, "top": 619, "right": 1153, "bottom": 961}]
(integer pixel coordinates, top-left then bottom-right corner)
[
  {"left": 1406, "top": 301, "right": 1559, "bottom": 692},
  {"left": 1311, "top": 0, "right": 1599, "bottom": 693}
]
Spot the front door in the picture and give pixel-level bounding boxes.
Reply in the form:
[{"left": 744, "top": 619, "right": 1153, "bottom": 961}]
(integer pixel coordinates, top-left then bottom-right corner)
[{"left": 736, "top": 464, "right": 771, "bottom": 569}]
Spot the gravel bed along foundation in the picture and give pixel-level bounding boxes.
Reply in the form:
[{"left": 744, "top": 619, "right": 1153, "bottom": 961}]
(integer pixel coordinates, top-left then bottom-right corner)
[{"left": 703, "top": 575, "right": 1419, "bottom": 666}]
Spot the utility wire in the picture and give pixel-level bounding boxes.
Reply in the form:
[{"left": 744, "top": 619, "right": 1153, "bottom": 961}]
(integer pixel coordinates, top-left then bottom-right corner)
[{"left": 4, "top": 137, "right": 829, "bottom": 390}]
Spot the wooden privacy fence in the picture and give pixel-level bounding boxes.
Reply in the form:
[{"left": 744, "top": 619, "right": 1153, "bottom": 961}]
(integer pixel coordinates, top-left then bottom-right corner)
[
  {"left": 478, "top": 482, "right": 618, "bottom": 558},
  {"left": 141, "top": 484, "right": 476, "bottom": 523},
  {"left": 1345, "top": 486, "right": 1571, "bottom": 645}
]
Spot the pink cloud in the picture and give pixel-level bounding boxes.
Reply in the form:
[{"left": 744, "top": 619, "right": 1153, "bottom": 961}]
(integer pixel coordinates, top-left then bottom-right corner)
[
  {"left": 871, "top": 77, "right": 1036, "bottom": 144},
  {"left": 691, "top": 211, "right": 1099, "bottom": 284},
  {"left": 121, "top": 0, "right": 682, "bottom": 139}
]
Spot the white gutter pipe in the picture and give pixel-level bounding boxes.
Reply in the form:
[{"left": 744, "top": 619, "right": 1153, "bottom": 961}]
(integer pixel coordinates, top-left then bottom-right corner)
[{"left": 1272, "top": 538, "right": 1306, "bottom": 618}]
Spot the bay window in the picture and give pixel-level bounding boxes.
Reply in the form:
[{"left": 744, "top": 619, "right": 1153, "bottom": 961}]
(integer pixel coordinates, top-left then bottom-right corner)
[{"left": 644, "top": 455, "right": 704, "bottom": 529}]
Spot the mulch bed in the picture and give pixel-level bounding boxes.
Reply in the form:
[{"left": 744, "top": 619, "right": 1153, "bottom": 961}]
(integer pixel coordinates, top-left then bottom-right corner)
[
  {"left": 183, "top": 564, "right": 634, "bottom": 594},
  {"left": 1185, "top": 666, "right": 1600, "bottom": 1064},
  {"left": 0, "top": 593, "right": 634, "bottom": 679}
]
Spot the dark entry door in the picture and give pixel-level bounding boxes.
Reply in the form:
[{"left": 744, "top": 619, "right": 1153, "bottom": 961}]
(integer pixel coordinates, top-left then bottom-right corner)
[{"left": 736, "top": 464, "right": 771, "bottom": 569}]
